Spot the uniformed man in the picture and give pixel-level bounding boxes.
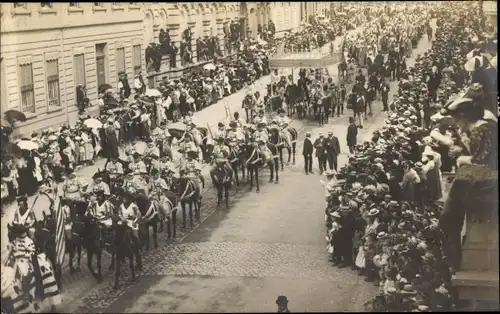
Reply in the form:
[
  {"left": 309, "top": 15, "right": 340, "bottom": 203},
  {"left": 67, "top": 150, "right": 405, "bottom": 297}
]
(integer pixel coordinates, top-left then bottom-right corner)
[
  {"left": 253, "top": 109, "right": 268, "bottom": 125},
  {"left": 180, "top": 149, "right": 204, "bottom": 190},
  {"left": 105, "top": 157, "right": 124, "bottom": 181},
  {"left": 129, "top": 152, "right": 148, "bottom": 174},
  {"left": 149, "top": 168, "right": 171, "bottom": 220},
  {"left": 62, "top": 172, "right": 85, "bottom": 201},
  {"left": 242, "top": 90, "right": 257, "bottom": 123},
  {"left": 86, "top": 173, "right": 111, "bottom": 197},
  {"left": 212, "top": 137, "right": 232, "bottom": 168},
  {"left": 254, "top": 122, "right": 271, "bottom": 164},
  {"left": 213, "top": 122, "right": 227, "bottom": 139},
  {"left": 179, "top": 136, "right": 202, "bottom": 161}
]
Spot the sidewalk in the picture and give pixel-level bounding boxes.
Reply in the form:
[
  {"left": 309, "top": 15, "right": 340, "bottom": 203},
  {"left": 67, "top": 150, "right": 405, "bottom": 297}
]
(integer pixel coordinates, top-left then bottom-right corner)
[{"left": 0, "top": 23, "right": 369, "bottom": 262}]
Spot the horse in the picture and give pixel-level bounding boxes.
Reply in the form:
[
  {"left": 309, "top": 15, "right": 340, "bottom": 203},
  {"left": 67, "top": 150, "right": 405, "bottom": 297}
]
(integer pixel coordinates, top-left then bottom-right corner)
[
  {"left": 134, "top": 193, "right": 160, "bottom": 251},
  {"left": 244, "top": 142, "right": 277, "bottom": 192},
  {"left": 113, "top": 222, "right": 141, "bottom": 290},
  {"left": 269, "top": 128, "right": 296, "bottom": 171},
  {"left": 149, "top": 190, "right": 179, "bottom": 239},
  {"left": 210, "top": 161, "right": 233, "bottom": 209},
  {"left": 226, "top": 143, "right": 247, "bottom": 187},
  {"left": 172, "top": 177, "right": 201, "bottom": 228}
]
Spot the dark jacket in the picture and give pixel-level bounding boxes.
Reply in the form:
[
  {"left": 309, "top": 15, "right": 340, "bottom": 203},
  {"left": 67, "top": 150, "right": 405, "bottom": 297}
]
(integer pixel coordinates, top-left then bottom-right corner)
[
  {"left": 325, "top": 136, "right": 341, "bottom": 155},
  {"left": 302, "top": 137, "right": 313, "bottom": 155},
  {"left": 313, "top": 137, "right": 327, "bottom": 157},
  {"left": 346, "top": 123, "right": 358, "bottom": 147}
]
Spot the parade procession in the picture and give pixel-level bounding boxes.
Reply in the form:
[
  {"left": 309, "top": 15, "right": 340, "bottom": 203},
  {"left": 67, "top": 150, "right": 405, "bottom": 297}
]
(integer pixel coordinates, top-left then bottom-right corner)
[{"left": 1, "top": 2, "right": 498, "bottom": 313}]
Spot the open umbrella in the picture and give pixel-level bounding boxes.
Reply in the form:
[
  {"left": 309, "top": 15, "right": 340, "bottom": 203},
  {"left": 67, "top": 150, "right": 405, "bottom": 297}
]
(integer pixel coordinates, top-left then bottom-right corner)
[
  {"left": 4, "top": 110, "right": 27, "bottom": 125},
  {"left": 98, "top": 84, "right": 113, "bottom": 94},
  {"left": 203, "top": 63, "right": 216, "bottom": 71},
  {"left": 145, "top": 88, "right": 161, "bottom": 97},
  {"left": 16, "top": 140, "right": 39, "bottom": 151},
  {"left": 83, "top": 118, "right": 103, "bottom": 129},
  {"left": 134, "top": 141, "right": 147, "bottom": 155}
]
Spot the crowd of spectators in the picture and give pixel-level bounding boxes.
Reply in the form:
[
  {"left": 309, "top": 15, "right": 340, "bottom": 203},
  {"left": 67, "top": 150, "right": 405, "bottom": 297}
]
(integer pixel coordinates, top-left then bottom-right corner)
[{"left": 323, "top": 2, "right": 497, "bottom": 312}]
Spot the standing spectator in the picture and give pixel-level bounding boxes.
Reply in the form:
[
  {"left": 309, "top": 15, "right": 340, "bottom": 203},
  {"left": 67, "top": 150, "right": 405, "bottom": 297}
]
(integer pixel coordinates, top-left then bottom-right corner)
[
  {"left": 347, "top": 117, "right": 358, "bottom": 154},
  {"left": 133, "top": 73, "right": 143, "bottom": 95},
  {"left": 117, "top": 72, "right": 125, "bottom": 101},
  {"left": 170, "top": 42, "right": 178, "bottom": 68},
  {"left": 302, "top": 131, "right": 314, "bottom": 175},
  {"left": 122, "top": 73, "right": 131, "bottom": 99},
  {"left": 76, "top": 84, "right": 87, "bottom": 114},
  {"left": 313, "top": 132, "right": 327, "bottom": 174},
  {"left": 325, "top": 131, "right": 341, "bottom": 172},
  {"left": 381, "top": 82, "right": 390, "bottom": 111}
]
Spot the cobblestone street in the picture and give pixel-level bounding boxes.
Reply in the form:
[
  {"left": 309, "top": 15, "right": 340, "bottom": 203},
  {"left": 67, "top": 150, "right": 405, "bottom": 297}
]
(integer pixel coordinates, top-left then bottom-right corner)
[{"left": 48, "top": 22, "right": 435, "bottom": 313}]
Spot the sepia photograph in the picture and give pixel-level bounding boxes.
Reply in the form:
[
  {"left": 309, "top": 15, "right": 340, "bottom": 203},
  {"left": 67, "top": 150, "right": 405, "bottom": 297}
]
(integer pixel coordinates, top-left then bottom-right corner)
[{"left": 0, "top": 1, "right": 498, "bottom": 313}]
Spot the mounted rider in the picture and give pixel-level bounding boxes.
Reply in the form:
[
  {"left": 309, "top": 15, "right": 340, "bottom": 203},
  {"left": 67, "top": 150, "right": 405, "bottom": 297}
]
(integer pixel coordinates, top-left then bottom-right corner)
[
  {"left": 180, "top": 149, "right": 204, "bottom": 191},
  {"left": 144, "top": 138, "right": 160, "bottom": 159},
  {"left": 184, "top": 119, "right": 204, "bottom": 148},
  {"left": 86, "top": 190, "right": 114, "bottom": 245},
  {"left": 242, "top": 89, "right": 258, "bottom": 123},
  {"left": 9, "top": 195, "right": 36, "bottom": 241},
  {"left": 227, "top": 121, "right": 245, "bottom": 162},
  {"left": 129, "top": 152, "right": 148, "bottom": 174},
  {"left": 179, "top": 136, "right": 203, "bottom": 162},
  {"left": 253, "top": 109, "right": 268, "bottom": 125},
  {"left": 105, "top": 156, "right": 124, "bottom": 181},
  {"left": 62, "top": 171, "right": 86, "bottom": 201},
  {"left": 254, "top": 122, "right": 272, "bottom": 164},
  {"left": 212, "top": 136, "right": 232, "bottom": 169},
  {"left": 232, "top": 112, "right": 246, "bottom": 128},
  {"left": 86, "top": 172, "right": 111, "bottom": 197},
  {"left": 277, "top": 109, "right": 293, "bottom": 148},
  {"left": 149, "top": 168, "right": 171, "bottom": 220},
  {"left": 213, "top": 122, "right": 227, "bottom": 140},
  {"left": 117, "top": 191, "right": 141, "bottom": 249}
]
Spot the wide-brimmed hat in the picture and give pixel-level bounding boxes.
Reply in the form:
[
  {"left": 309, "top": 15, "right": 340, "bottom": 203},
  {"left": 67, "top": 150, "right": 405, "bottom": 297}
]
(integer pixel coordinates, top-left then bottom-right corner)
[
  {"left": 368, "top": 208, "right": 380, "bottom": 216},
  {"left": 377, "top": 231, "right": 388, "bottom": 239},
  {"left": 400, "top": 284, "right": 417, "bottom": 295},
  {"left": 330, "top": 211, "right": 341, "bottom": 218}
]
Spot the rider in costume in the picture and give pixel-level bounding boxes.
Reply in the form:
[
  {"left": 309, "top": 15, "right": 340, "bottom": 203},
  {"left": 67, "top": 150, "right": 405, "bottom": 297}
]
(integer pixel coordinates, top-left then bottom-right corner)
[
  {"left": 242, "top": 89, "right": 257, "bottom": 123},
  {"left": 180, "top": 136, "right": 202, "bottom": 162},
  {"left": 9, "top": 195, "right": 36, "bottom": 241},
  {"left": 212, "top": 137, "right": 232, "bottom": 170},
  {"left": 232, "top": 112, "right": 246, "bottom": 128},
  {"left": 149, "top": 168, "right": 171, "bottom": 219},
  {"left": 117, "top": 192, "right": 141, "bottom": 248},
  {"left": 180, "top": 150, "right": 204, "bottom": 191},
  {"left": 62, "top": 172, "right": 85, "bottom": 201},
  {"left": 105, "top": 156, "right": 124, "bottom": 181},
  {"left": 214, "top": 122, "right": 227, "bottom": 139},
  {"left": 86, "top": 172, "right": 111, "bottom": 197},
  {"left": 253, "top": 109, "right": 268, "bottom": 125},
  {"left": 254, "top": 122, "right": 271, "bottom": 164},
  {"left": 277, "top": 109, "right": 293, "bottom": 148},
  {"left": 129, "top": 152, "right": 148, "bottom": 174}
]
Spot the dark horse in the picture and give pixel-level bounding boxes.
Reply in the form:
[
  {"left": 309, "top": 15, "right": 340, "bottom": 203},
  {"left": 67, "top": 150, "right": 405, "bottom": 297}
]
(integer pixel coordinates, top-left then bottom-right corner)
[
  {"left": 135, "top": 193, "right": 160, "bottom": 251},
  {"left": 269, "top": 128, "right": 297, "bottom": 171},
  {"left": 226, "top": 142, "right": 247, "bottom": 187},
  {"left": 168, "top": 126, "right": 214, "bottom": 163},
  {"left": 172, "top": 177, "right": 202, "bottom": 228},
  {"left": 244, "top": 143, "right": 277, "bottom": 192},
  {"left": 210, "top": 161, "right": 233, "bottom": 209},
  {"left": 113, "top": 221, "right": 141, "bottom": 290}
]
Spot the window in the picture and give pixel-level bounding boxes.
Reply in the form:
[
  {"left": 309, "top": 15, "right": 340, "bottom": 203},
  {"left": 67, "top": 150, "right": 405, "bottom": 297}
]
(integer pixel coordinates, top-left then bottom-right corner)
[
  {"left": 14, "top": 3, "right": 27, "bottom": 9},
  {"left": 69, "top": 2, "right": 79, "bottom": 7},
  {"left": 93, "top": 2, "right": 103, "bottom": 7},
  {"left": 115, "top": 47, "right": 125, "bottom": 75},
  {"left": 132, "top": 45, "right": 142, "bottom": 74},
  {"left": 95, "top": 43, "right": 107, "bottom": 88},
  {"left": 41, "top": 2, "right": 52, "bottom": 8},
  {"left": 46, "top": 60, "right": 60, "bottom": 107},
  {"left": 18, "top": 64, "right": 36, "bottom": 114},
  {"left": 73, "top": 54, "right": 86, "bottom": 88}
]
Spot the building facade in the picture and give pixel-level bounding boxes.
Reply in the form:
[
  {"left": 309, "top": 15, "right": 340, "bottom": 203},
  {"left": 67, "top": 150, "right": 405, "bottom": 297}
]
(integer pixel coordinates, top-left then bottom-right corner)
[
  {"left": 482, "top": 0, "right": 497, "bottom": 29},
  {"left": 0, "top": 2, "right": 323, "bottom": 135}
]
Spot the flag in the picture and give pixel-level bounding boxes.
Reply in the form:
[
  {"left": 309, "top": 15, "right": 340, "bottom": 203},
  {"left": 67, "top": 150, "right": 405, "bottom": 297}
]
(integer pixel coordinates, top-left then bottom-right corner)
[{"left": 53, "top": 190, "right": 65, "bottom": 269}]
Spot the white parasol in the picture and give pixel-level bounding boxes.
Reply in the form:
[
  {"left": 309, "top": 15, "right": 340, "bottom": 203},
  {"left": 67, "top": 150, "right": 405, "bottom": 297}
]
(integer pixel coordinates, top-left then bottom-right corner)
[
  {"left": 134, "top": 141, "right": 148, "bottom": 155},
  {"left": 16, "top": 140, "right": 39, "bottom": 151},
  {"left": 203, "top": 63, "right": 216, "bottom": 71},
  {"left": 145, "top": 88, "right": 162, "bottom": 97},
  {"left": 83, "top": 118, "right": 103, "bottom": 129}
]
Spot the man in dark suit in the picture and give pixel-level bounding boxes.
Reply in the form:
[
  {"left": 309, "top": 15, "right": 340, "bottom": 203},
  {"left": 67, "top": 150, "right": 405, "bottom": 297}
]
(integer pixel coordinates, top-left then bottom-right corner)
[
  {"left": 381, "top": 82, "right": 390, "bottom": 111},
  {"left": 325, "top": 131, "right": 341, "bottom": 171},
  {"left": 346, "top": 117, "right": 358, "bottom": 154},
  {"left": 302, "top": 131, "right": 314, "bottom": 174},
  {"left": 313, "top": 132, "right": 327, "bottom": 173}
]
